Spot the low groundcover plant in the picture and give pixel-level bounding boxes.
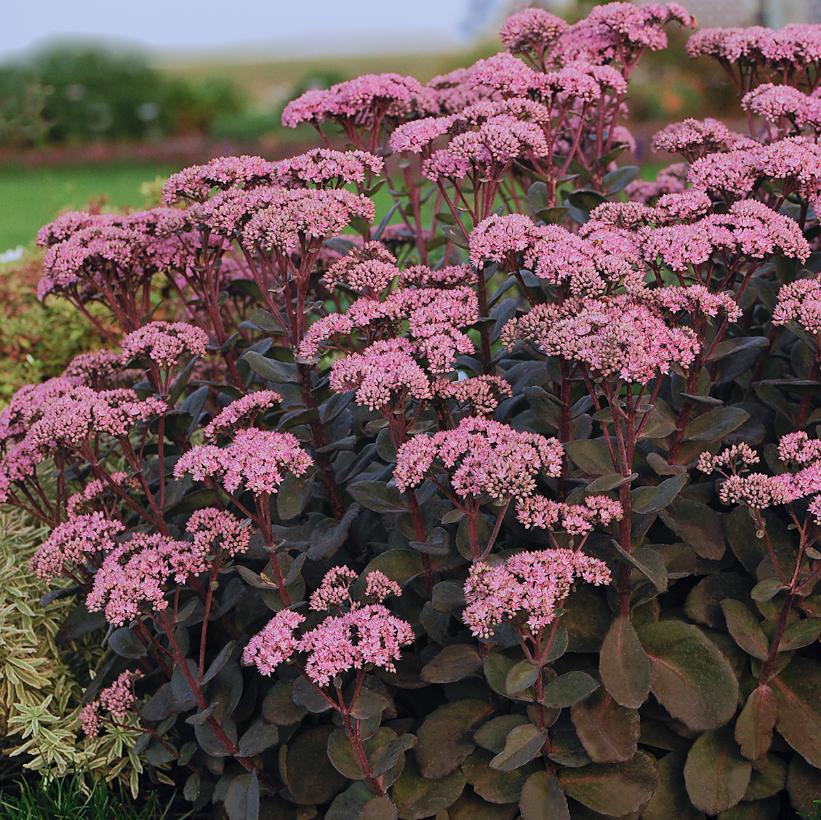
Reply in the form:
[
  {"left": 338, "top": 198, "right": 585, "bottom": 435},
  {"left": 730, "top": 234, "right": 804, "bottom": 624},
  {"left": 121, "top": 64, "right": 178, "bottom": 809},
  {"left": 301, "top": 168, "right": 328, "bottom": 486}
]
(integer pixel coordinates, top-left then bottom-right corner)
[{"left": 1, "top": 3, "right": 819, "bottom": 817}]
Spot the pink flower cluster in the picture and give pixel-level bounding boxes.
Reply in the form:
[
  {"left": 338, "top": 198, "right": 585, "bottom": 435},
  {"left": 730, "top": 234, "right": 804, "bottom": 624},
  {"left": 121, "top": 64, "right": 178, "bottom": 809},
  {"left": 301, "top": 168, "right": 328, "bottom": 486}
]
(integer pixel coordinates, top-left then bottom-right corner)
[
  {"left": 322, "top": 242, "right": 399, "bottom": 294},
  {"left": 273, "top": 149, "right": 383, "bottom": 189},
  {"left": 30, "top": 512, "right": 125, "bottom": 581},
  {"left": 87, "top": 532, "right": 203, "bottom": 625},
  {"left": 772, "top": 277, "right": 821, "bottom": 335},
  {"left": 435, "top": 375, "right": 512, "bottom": 416},
  {"left": 282, "top": 73, "right": 429, "bottom": 129},
  {"left": 688, "top": 137, "right": 821, "bottom": 204},
  {"left": 500, "top": 8, "right": 568, "bottom": 64},
  {"left": 203, "top": 391, "right": 283, "bottom": 441},
  {"left": 742, "top": 84, "right": 821, "bottom": 134},
  {"left": 505, "top": 295, "right": 700, "bottom": 385},
  {"left": 120, "top": 321, "right": 209, "bottom": 370},
  {"left": 242, "top": 188, "right": 375, "bottom": 255},
  {"left": 550, "top": 2, "right": 694, "bottom": 70},
  {"left": 699, "top": 432, "right": 821, "bottom": 515},
  {"left": 394, "top": 416, "right": 563, "bottom": 505},
  {"left": 243, "top": 566, "right": 413, "bottom": 685},
  {"left": 329, "top": 339, "right": 433, "bottom": 411},
  {"left": 516, "top": 495, "right": 623, "bottom": 536},
  {"left": 463, "top": 549, "right": 612, "bottom": 639},
  {"left": 309, "top": 566, "right": 401, "bottom": 611},
  {"left": 638, "top": 200, "right": 810, "bottom": 273},
  {"left": 687, "top": 25, "right": 821, "bottom": 90},
  {"left": 27, "top": 387, "right": 166, "bottom": 454},
  {"left": 185, "top": 507, "right": 251, "bottom": 560},
  {"left": 163, "top": 155, "right": 279, "bottom": 204},
  {"left": 80, "top": 671, "right": 141, "bottom": 737},
  {"left": 651, "top": 117, "right": 753, "bottom": 160},
  {"left": 174, "top": 428, "right": 313, "bottom": 497}
]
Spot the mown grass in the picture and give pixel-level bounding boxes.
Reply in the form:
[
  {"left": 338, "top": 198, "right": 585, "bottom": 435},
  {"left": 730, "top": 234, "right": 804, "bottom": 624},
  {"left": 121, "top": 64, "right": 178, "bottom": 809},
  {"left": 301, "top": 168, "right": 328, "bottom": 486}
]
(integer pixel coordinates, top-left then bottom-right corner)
[{"left": 0, "top": 162, "right": 175, "bottom": 251}]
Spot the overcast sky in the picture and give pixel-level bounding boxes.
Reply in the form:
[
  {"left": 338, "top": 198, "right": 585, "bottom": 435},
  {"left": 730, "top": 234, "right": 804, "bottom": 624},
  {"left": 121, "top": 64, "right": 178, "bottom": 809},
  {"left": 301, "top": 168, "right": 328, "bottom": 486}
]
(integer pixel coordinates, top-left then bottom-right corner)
[{"left": 1, "top": 0, "right": 501, "bottom": 60}]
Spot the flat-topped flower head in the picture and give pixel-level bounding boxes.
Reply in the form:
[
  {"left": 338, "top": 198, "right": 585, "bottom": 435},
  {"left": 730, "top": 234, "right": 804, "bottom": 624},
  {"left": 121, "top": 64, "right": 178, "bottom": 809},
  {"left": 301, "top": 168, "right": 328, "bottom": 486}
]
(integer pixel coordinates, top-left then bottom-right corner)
[
  {"left": 329, "top": 338, "right": 433, "bottom": 411},
  {"left": 550, "top": 2, "right": 694, "bottom": 71},
  {"left": 435, "top": 375, "right": 512, "bottom": 417},
  {"left": 463, "top": 549, "right": 611, "bottom": 639},
  {"left": 653, "top": 285, "right": 743, "bottom": 323},
  {"left": 0, "top": 376, "right": 80, "bottom": 449},
  {"left": 299, "top": 604, "right": 414, "bottom": 686},
  {"left": 398, "top": 264, "right": 475, "bottom": 289},
  {"left": 36, "top": 211, "right": 120, "bottom": 248},
  {"left": 395, "top": 416, "right": 563, "bottom": 506},
  {"left": 651, "top": 117, "right": 753, "bottom": 161},
  {"left": 309, "top": 566, "right": 359, "bottom": 611},
  {"left": 273, "top": 149, "right": 384, "bottom": 189},
  {"left": 422, "top": 114, "right": 548, "bottom": 182},
  {"left": 242, "top": 188, "right": 375, "bottom": 255},
  {"left": 121, "top": 321, "right": 208, "bottom": 370},
  {"left": 29, "top": 512, "right": 125, "bottom": 582},
  {"left": 241, "top": 610, "right": 305, "bottom": 676},
  {"left": 742, "top": 84, "right": 821, "bottom": 135},
  {"left": 185, "top": 507, "right": 251, "bottom": 560},
  {"left": 514, "top": 295, "right": 700, "bottom": 384},
  {"left": 203, "top": 391, "right": 282, "bottom": 441},
  {"left": 639, "top": 200, "right": 810, "bottom": 273},
  {"left": 282, "top": 73, "right": 428, "bottom": 130},
  {"left": 500, "top": 8, "right": 568, "bottom": 65},
  {"left": 772, "top": 277, "right": 821, "bottom": 335},
  {"left": 322, "top": 242, "right": 398, "bottom": 294},
  {"left": 687, "top": 24, "right": 821, "bottom": 91},
  {"left": 688, "top": 137, "right": 821, "bottom": 204},
  {"left": 62, "top": 350, "right": 128, "bottom": 390},
  {"left": 516, "top": 495, "right": 623, "bottom": 536},
  {"left": 86, "top": 532, "right": 204, "bottom": 625},
  {"left": 162, "top": 155, "right": 280, "bottom": 204},
  {"left": 174, "top": 428, "right": 312, "bottom": 497},
  {"left": 698, "top": 433, "right": 821, "bottom": 512},
  {"left": 28, "top": 387, "right": 166, "bottom": 454},
  {"left": 625, "top": 163, "right": 688, "bottom": 204},
  {"left": 244, "top": 564, "right": 413, "bottom": 685}
]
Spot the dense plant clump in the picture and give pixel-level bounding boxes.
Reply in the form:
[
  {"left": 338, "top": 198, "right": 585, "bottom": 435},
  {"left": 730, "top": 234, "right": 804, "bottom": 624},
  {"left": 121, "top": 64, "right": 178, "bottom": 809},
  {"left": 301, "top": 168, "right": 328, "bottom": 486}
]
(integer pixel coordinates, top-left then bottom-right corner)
[{"left": 1, "top": 4, "right": 820, "bottom": 817}]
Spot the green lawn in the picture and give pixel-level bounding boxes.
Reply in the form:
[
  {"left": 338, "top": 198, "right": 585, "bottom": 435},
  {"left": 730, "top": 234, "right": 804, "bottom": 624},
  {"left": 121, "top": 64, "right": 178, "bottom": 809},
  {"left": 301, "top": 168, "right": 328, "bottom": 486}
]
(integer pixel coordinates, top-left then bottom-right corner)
[{"left": 0, "top": 161, "right": 176, "bottom": 251}]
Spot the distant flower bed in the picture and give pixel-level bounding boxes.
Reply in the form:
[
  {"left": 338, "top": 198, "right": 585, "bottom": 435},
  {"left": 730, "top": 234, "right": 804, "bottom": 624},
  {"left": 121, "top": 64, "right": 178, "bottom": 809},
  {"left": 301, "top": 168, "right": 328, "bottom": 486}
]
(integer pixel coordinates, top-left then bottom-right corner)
[{"left": 1, "top": 4, "right": 819, "bottom": 817}]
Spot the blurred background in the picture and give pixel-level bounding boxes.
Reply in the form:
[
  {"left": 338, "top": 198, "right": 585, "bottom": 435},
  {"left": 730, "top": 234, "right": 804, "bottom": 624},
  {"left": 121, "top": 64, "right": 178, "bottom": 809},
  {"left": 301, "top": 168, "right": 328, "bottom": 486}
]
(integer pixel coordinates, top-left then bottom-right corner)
[{"left": 1, "top": 0, "right": 819, "bottom": 255}]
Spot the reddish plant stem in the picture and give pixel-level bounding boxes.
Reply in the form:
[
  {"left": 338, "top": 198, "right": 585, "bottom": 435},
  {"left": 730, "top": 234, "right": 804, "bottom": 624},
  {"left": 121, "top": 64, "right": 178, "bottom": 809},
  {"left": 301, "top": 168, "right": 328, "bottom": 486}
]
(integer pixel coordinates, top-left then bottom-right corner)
[{"left": 160, "top": 613, "right": 256, "bottom": 773}]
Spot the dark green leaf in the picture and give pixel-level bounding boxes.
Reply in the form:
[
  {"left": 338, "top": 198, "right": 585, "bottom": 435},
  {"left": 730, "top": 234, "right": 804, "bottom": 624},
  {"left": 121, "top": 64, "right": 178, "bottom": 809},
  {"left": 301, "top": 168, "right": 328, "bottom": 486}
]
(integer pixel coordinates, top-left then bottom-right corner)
[
  {"left": 415, "top": 699, "right": 494, "bottom": 778},
  {"left": 770, "top": 657, "right": 821, "bottom": 768},
  {"left": 631, "top": 473, "right": 689, "bottom": 514},
  {"left": 421, "top": 645, "right": 482, "bottom": 684},
  {"left": 558, "top": 751, "right": 658, "bottom": 815},
  {"left": 541, "top": 671, "right": 599, "bottom": 708},
  {"left": 489, "top": 724, "right": 546, "bottom": 772},
  {"left": 519, "top": 771, "right": 569, "bottom": 820},
  {"left": 599, "top": 616, "right": 651, "bottom": 709},
  {"left": 638, "top": 619, "right": 739, "bottom": 731},
  {"left": 684, "top": 726, "right": 751, "bottom": 814},
  {"left": 392, "top": 758, "right": 465, "bottom": 820},
  {"left": 683, "top": 406, "right": 750, "bottom": 442},
  {"left": 721, "top": 600, "right": 768, "bottom": 660},
  {"left": 735, "top": 684, "right": 778, "bottom": 761},
  {"left": 571, "top": 689, "right": 639, "bottom": 763}
]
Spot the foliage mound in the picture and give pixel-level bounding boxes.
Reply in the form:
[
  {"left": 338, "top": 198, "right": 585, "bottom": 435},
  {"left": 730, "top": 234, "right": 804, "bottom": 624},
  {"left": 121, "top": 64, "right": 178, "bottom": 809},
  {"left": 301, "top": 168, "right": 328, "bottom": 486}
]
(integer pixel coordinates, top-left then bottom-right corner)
[{"left": 1, "top": 4, "right": 820, "bottom": 818}]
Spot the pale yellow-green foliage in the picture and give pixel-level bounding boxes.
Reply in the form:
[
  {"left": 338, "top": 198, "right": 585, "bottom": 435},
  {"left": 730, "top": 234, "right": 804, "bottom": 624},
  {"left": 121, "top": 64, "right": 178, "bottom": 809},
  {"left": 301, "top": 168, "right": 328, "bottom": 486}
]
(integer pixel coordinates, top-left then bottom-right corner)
[{"left": 0, "top": 507, "right": 143, "bottom": 797}]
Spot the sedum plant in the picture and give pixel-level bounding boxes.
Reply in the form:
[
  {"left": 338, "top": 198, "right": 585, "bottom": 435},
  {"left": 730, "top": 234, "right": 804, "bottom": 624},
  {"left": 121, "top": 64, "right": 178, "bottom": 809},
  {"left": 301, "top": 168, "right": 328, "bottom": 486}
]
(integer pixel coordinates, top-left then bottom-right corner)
[{"left": 1, "top": 4, "right": 820, "bottom": 817}]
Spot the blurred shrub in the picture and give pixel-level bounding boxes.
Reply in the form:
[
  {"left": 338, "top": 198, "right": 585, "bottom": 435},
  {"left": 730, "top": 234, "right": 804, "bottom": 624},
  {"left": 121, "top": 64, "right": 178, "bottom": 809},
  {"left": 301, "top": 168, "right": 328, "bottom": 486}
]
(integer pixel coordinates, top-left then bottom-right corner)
[
  {"left": 0, "top": 251, "right": 105, "bottom": 400},
  {"left": 1, "top": 47, "right": 245, "bottom": 146}
]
